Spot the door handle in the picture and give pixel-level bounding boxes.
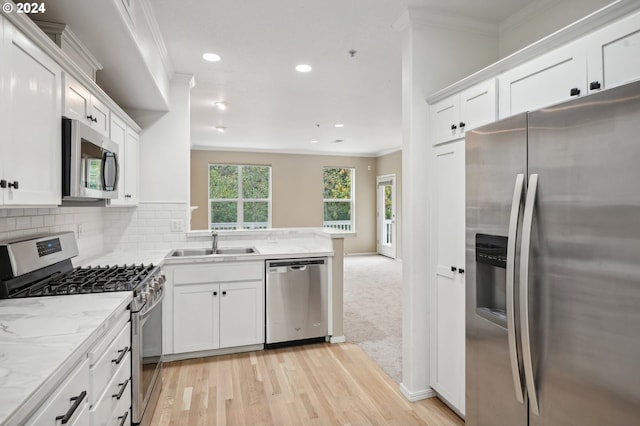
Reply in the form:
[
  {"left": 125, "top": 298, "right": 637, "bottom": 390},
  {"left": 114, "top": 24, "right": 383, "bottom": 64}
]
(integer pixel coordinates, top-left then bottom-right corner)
[
  {"left": 507, "top": 174, "right": 525, "bottom": 404},
  {"left": 520, "top": 174, "right": 540, "bottom": 416}
]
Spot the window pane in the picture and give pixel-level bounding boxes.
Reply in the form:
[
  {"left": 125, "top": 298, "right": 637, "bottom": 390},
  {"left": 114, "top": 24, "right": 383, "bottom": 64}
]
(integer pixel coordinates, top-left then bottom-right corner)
[
  {"left": 324, "top": 201, "right": 351, "bottom": 221},
  {"left": 209, "top": 165, "right": 238, "bottom": 198},
  {"left": 243, "top": 201, "right": 269, "bottom": 228},
  {"left": 385, "top": 185, "right": 392, "bottom": 220},
  {"left": 242, "top": 166, "right": 270, "bottom": 199},
  {"left": 211, "top": 202, "right": 237, "bottom": 229},
  {"left": 323, "top": 167, "right": 352, "bottom": 199}
]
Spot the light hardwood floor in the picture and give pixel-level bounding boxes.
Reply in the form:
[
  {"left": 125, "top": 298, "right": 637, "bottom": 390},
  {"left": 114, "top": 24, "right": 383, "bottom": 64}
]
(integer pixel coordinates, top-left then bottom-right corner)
[{"left": 151, "top": 342, "right": 463, "bottom": 425}]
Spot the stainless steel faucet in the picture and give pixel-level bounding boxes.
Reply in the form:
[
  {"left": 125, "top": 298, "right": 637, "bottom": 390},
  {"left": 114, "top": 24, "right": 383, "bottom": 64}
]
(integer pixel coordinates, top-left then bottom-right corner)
[{"left": 211, "top": 231, "right": 218, "bottom": 251}]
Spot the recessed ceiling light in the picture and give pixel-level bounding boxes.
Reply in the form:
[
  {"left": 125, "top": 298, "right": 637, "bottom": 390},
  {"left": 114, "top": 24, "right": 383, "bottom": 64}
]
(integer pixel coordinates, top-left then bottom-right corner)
[
  {"left": 203, "top": 53, "right": 221, "bottom": 62},
  {"left": 214, "top": 102, "right": 228, "bottom": 110},
  {"left": 335, "top": 123, "right": 344, "bottom": 128},
  {"left": 295, "top": 64, "right": 312, "bottom": 73},
  {"left": 332, "top": 139, "right": 344, "bottom": 143},
  {"left": 311, "top": 140, "right": 319, "bottom": 144},
  {"left": 215, "top": 126, "right": 226, "bottom": 133}
]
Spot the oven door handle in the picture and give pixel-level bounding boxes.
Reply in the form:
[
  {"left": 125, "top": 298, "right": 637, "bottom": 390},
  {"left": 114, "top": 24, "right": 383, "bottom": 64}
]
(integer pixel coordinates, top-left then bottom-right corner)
[{"left": 139, "top": 288, "right": 164, "bottom": 320}]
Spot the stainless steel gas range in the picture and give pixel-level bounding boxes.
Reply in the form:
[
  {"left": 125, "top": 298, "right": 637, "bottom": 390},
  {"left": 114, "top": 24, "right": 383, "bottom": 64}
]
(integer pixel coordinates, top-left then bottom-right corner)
[{"left": 0, "top": 232, "right": 165, "bottom": 426}]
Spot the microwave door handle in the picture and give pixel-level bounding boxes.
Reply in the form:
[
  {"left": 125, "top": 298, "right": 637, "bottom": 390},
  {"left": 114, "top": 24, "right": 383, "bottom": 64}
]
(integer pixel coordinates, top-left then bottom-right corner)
[
  {"left": 520, "top": 173, "right": 540, "bottom": 416},
  {"left": 101, "top": 152, "right": 118, "bottom": 191},
  {"left": 507, "top": 173, "right": 525, "bottom": 404}
]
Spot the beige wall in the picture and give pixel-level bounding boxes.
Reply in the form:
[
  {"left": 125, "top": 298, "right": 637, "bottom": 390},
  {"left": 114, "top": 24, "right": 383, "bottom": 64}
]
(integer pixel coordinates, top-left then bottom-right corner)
[
  {"left": 190, "top": 150, "right": 378, "bottom": 254},
  {"left": 376, "top": 150, "right": 402, "bottom": 259}
]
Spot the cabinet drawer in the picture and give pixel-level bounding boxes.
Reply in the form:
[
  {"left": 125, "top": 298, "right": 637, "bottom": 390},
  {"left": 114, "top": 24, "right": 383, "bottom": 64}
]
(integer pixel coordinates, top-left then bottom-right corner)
[
  {"left": 90, "top": 308, "right": 130, "bottom": 364},
  {"left": 90, "top": 351, "right": 131, "bottom": 426},
  {"left": 26, "top": 357, "right": 90, "bottom": 426},
  {"left": 173, "top": 261, "right": 263, "bottom": 284},
  {"left": 90, "top": 322, "right": 131, "bottom": 403}
]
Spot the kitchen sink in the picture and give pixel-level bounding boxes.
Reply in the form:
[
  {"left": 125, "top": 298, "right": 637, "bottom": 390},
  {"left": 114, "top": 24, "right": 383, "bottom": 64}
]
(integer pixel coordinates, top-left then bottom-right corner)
[
  {"left": 169, "top": 247, "right": 257, "bottom": 257},
  {"left": 214, "top": 247, "right": 257, "bottom": 255}
]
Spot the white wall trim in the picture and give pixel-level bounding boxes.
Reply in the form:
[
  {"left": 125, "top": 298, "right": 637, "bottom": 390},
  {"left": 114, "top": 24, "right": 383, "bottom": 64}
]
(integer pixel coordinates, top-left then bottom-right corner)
[
  {"left": 374, "top": 147, "right": 402, "bottom": 157},
  {"left": 399, "top": 383, "right": 436, "bottom": 402},
  {"left": 407, "top": 7, "right": 499, "bottom": 37},
  {"left": 191, "top": 144, "right": 381, "bottom": 158},
  {"left": 139, "top": 0, "right": 175, "bottom": 78},
  {"left": 329, "top": 335, "right": 346, "bottom": 343}
]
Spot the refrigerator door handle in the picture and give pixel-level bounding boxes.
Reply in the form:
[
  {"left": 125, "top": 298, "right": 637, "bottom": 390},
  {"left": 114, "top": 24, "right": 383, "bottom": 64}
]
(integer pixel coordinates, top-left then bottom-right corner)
[
  {"left": 506, "top": 173, "right": 525, "bottom": 404},
  {"left": 520, "top": 173, "right": 540, "bottom": 416}
]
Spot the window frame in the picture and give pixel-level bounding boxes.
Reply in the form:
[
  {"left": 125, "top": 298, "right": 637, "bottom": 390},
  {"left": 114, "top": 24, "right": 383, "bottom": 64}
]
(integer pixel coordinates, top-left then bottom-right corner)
[
  {"left": 208, "top": 164, "right": 272, "bottom": 230},
  {"left": 322, "top": 166, "right": 356, "bottom": 232}
]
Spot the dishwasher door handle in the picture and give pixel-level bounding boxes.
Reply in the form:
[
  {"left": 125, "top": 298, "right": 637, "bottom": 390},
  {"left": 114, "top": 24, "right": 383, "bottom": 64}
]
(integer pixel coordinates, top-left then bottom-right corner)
[{"left": 289, "top": 265, "right": 307, "bottom": 271}]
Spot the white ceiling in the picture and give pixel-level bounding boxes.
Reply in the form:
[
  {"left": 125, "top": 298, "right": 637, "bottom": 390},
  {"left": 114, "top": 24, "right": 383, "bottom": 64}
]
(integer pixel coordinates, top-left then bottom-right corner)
[
  {"left": 29, "top": 0, "right": 536, "bottom": 156},
  {"left": 151, "top": 0, "right": 533, "bottom": 156}
]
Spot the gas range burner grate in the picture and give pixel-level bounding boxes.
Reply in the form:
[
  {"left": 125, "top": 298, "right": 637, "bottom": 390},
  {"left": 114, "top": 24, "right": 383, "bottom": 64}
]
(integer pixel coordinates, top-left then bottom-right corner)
[{"left": 12, "top": 264, "right": 157, "bottom": 298}]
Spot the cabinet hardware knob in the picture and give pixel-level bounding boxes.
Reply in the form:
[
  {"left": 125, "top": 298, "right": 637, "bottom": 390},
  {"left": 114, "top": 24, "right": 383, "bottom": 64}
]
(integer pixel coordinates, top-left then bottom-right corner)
[
  {"left": 222, "top": 291, "right": 227, "bottom": 296},
  {"left": 458, "top": 268, "right": 465, "bottom": 274},
  {"left": 93, "top": 117, "right": 98, "bottom": 123},
  {"left": 459, "top": 122, "right": 466, "bottom": 128},
  {"left": 87, "top": 114, "right": 93, "bottom": 121},
  {"left": 451, "top": 266, "right": 457, "bottom": 272},
  {"left": 55, "top": 390, "right": 86, "bottom": 424},
  {"left": 7, "top": 181, "right": 18, "bottom": 189},
  {"left": 590, "top": 81, "right": 601, "bottom": 90},
  {"left": 213, "top": 291, "right": 218, "bottom": 296},
  {"left": 570, "top": 88, "right": 581, "bottom": 96},
  {"left": 0, "top": 180, "right": 6, "bottom": 188},
  {"left": 450, "top": 124, "right": 457, "bottom": 130}
]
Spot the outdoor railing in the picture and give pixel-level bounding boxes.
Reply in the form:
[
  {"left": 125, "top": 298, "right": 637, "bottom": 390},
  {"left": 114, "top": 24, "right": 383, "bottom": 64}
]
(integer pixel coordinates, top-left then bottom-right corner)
[
  {"left": 323, "top": 220, "right": 352, "bottom": 231},
  {"left": 211, "top": 222, "right": 269, "bottom": 230}
]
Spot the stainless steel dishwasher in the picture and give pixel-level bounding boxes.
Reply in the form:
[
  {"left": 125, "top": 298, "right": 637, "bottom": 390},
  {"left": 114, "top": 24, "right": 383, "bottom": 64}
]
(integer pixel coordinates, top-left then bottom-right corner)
[{"left": 265, "top": 258, "right": 328, "bottom": 345}]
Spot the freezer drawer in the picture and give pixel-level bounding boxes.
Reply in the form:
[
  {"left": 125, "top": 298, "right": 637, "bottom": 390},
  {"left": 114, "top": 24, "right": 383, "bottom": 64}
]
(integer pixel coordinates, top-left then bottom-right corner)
[{"left": 266, "top": 258, "right": 328, "bottom": 344}]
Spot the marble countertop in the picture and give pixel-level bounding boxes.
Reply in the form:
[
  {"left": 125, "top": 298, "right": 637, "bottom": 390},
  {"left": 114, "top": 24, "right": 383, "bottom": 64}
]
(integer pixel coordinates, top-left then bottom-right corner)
[{"left": 0, "top": 292, "right": 132, "bottom": 425}]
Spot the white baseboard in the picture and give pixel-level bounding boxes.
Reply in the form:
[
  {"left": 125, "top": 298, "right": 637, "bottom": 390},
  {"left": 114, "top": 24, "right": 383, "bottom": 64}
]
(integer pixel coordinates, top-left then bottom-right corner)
[
  {"left": 330, "top": 335, "right": 346, "bottom": 343},
  {"left": 399, "top": 383, "right": 436, "bottom": 402}
]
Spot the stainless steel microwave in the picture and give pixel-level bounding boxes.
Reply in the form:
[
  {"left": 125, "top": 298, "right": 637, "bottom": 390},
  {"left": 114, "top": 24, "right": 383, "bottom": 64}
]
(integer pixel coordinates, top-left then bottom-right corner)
[{"left": 62, "top": 117, "right": 119, "bottom": 201}]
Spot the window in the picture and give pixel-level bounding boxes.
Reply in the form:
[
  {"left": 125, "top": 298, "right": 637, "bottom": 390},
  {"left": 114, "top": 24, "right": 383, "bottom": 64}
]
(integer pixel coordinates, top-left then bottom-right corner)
[
  {"left": 323, "top": 167, "right": 355, "bottom": 231},
  {"left": 209, "top": 164, "right": 271, "bottom": 230}
]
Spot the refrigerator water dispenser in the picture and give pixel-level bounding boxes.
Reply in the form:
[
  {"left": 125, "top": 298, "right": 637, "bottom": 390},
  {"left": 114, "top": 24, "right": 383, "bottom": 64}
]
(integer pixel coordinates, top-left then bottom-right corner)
[{"left": 475, "top": 233, "right": 508, "bottom": 327}]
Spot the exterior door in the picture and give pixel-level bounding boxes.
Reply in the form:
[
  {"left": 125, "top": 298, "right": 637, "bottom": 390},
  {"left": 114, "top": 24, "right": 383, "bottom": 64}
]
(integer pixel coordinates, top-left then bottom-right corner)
[{"left": 376, "top": 175, "right": 396, "bottom": 258}]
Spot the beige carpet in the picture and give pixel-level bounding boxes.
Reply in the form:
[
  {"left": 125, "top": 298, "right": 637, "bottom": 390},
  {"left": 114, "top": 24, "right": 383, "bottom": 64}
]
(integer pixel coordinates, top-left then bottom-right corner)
[{"left": 343, "top": 254, "right": 402, "bottom": 383}]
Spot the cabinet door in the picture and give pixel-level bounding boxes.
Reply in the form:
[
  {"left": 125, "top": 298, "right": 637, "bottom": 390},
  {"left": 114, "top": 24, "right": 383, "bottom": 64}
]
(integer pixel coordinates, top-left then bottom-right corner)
[
  {"left": 173, "top": 283, "right": 220, "bottom": 353},
  {"left": 219, "top": 280, "right": 264, "bottom": 348},
  {"left": 90, "top": 96, "right": 110, "bottom": 137},
  {"left": 460, "top": 79, "right": 497, "bottom": 131},
  {"left": 3, "top": 25, "right": 61, "bottom": 206},
  {"left": 64, "top": 73, "right": 91, "bottom": 122},
  {"left": 430, "top": 140, "right": 465, "bottom": 413},
  {"left": 587, "top": 10, "right": 640, "bottom": 93},
  {"left": 109, "top": 115, "right": 128, "bottom": 206},
  {"left": 430, "top": 95, "right": 461, "bottom": 146},
  {"left": 124, "top": 128, "right": 139, "bottom": 204},
  {"left": 499, "top": 40, "right": 586, "bottom": 118}
]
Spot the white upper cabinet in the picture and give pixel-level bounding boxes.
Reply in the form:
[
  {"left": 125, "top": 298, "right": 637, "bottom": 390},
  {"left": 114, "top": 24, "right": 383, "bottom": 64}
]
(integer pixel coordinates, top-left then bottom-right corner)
[
  {"left": 499, "top": 39, "right": 587, "bottom": 118},
  {"left": 431, "top": 79, "right": 497, "bottom": 146},
  {"left": 109, "top": 115, "right": 139, "bottom": 206},
  {"left": 0, "top": 17, "right": 62, "bottom": 206},
  {"left": 63, "top": 73, "right": 110, "bottom": 137},
  {"left": 586, "top": 9, "right": 640, "bottom": 93}
]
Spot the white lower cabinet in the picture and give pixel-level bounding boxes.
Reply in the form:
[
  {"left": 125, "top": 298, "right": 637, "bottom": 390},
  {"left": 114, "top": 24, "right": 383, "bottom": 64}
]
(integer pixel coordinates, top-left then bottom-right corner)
[
  {"left": 430, "top": 140, "right": 466, "bottom": 414},
  {"left": 170, "top": 261, "right": 264, "bottom": 355},
  {"left": 24, "top": 304, "right": 131, "bottom": 425},
  {"left": 26, "top": 358, "right": 90, "bottom": 426}
]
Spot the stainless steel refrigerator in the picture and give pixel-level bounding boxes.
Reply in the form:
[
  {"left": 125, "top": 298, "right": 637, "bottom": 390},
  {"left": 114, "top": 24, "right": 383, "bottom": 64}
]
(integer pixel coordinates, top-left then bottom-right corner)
[{"left": 465, "top": 79, "right": 640, "bottom": 425}]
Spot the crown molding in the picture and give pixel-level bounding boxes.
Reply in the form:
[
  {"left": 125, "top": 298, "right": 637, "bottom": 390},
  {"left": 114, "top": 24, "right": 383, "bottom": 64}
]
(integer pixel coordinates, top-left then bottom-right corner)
[
  {"left": 190, "top": 145, "right": 384, "bottom": 158},
  {"left": 138, "top": 0, "right": 174, "bottom": 79},
  {"left": 405, "top": 6, "right": 498, "bottom": 37}
]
